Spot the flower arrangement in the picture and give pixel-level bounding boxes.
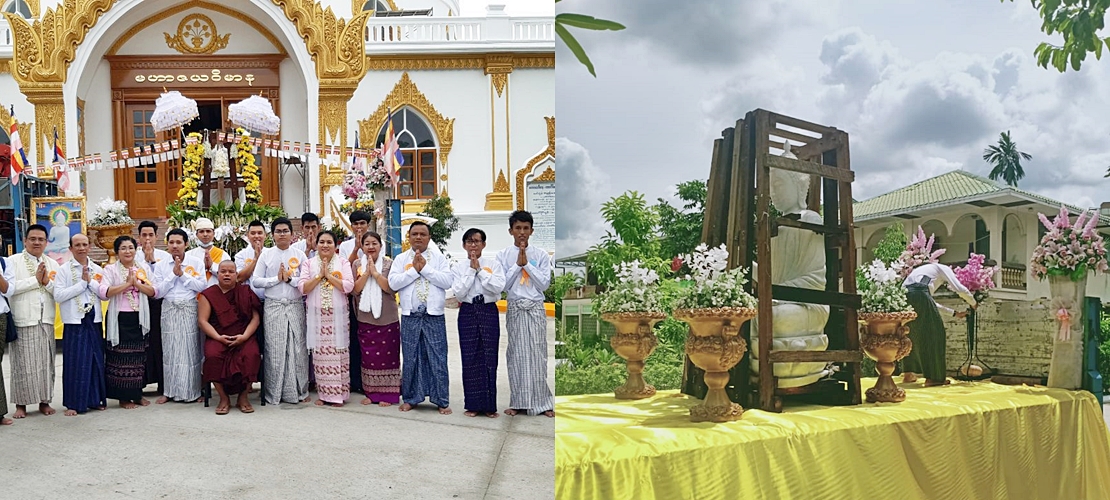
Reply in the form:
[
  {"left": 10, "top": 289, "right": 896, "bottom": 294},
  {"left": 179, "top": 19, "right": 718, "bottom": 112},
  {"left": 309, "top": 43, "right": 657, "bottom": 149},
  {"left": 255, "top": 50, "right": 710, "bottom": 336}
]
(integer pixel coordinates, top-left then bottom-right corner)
[
  {"left": 89, "top": 198, "right": 135, "bottom": 227},
  {"left": 896, "top": 226, "right": 946, "bottom": 278},
  {"left": 953, "top": 253, "right": 997, "bottom": 302},
  {"left": 595, "top": 260, "right": 665, "bottom": 314},
  {"left": 166, "top": 200, "right": 286, "bottom": 255},
  {"left": 206, "top": 142, "right": 230, "bottom": 178},
  {"left": 858, "top": 259, "right": 912, "bottom": 313},
  {"left": 319, "top": 215, "right": 350, "bottom": 242},
  {"left": 1030, "top": 205, "right": 1109, "bottom": 281},
  {"left": 178, "top": 132, "right": 204, "bottom": 208},
  {"left": 364, "top": 153, "right": 392, "bottom": 191},
  {"left": 672, "top": 243, "right": 757, "bottom": 310},
  {"left": 235, "top": 128, "right": 262, "bottom": 204}
]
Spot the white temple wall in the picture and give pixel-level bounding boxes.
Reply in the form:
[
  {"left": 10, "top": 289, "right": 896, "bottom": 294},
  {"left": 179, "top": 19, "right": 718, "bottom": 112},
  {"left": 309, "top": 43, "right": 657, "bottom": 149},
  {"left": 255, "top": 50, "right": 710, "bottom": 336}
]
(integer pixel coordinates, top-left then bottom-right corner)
[
  {"left": 0, "top": 74, "right": 33, "bottom": 158},
  {"left": 508, "top": 66, "right": 554, "bottom": 189},
  {"left": 81, "top": 59, "right": 114, "bottom": 204},
  {"left": 279, "top": 58, "right": 311, "bottom": 216}
]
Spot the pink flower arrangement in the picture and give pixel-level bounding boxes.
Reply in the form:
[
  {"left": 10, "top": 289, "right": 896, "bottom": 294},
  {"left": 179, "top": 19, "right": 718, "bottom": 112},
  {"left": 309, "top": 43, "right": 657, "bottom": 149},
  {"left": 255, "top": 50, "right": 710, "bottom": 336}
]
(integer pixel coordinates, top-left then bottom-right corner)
[
  {"left": 1030, "top": 205, "right": 1109, "bottom": 281},
  {"left": 896, "top": 226, "right": 947, "bottom": 277},
  {"left": 953, "top": 253, "right": 997, "bottom": 300},
  {"left": 342, "top": 170, "right": 367, "bottom": 199}
]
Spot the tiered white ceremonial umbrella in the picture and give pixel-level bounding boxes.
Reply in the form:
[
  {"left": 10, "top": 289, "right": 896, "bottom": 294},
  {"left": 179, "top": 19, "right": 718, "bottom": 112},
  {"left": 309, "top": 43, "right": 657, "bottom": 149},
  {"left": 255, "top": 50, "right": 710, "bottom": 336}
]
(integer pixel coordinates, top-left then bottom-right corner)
[
  {"left": 228, "top": 95, "right": 280, "bottom": 135},
  {"left": 149, "top": 90, "right": 199, "bottom": 132}
]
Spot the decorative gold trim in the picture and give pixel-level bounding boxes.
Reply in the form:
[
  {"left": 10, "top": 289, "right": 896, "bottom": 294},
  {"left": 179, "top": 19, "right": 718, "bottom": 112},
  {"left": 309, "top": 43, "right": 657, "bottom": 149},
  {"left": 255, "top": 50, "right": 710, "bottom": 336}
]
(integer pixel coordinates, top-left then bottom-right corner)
[
  {"left": 108, "top": 1, "right": 286, "bottom": 56},
  {"left": 164, "top": 12, "right": 230, "bottom": 55},
  {"left": 319, "top": 161, "right": 345, "bottom": 214},
  {"left": 27, "top": 0, "right": 39, "bottom": 18},
  {"left": 352, "top": 0, "right": 399, "bottom": 14},
  {"left": 22, "top": 83, "right": 64, "bottom": 167},
  {"left": 516, "top": 116, "right": 555, "bottom": 210},
  {"left": 0, "top": 59, "right": 9, "bottom": 73},
  {"left": 493, "top": 170, "right": 511, "bottom": 192},
  {"left": 365, "top": 53, "right": 554, "bottom": 71},
  {"left": 270, "top": 0, "right": 372, "bottom": 80},
  {"left": 534, "top": 166, "right": 555, "bottom": 182},
  {"left": 484, "top": 54, "right": 513, "bottom": 97},
  {"left": 484, "top": 171, "right": 513, "bottom": 211},
  {"left": 30, "top": 196, "right": 87, "bottom": 236},
  {"left": 490, "top": 73, "right": 508, "bottom": 97},
  {"left": 3, "top": 1, "right": 116, "bottom": 84},
  {"left": 401, "top": 200, "right": 428, "bottom": 214},
  {"left": 76, "top": 97, "right": 85, "bottom": 156},
  {"left": 356, "top": 72, "right": 455, "bottom": 186}
]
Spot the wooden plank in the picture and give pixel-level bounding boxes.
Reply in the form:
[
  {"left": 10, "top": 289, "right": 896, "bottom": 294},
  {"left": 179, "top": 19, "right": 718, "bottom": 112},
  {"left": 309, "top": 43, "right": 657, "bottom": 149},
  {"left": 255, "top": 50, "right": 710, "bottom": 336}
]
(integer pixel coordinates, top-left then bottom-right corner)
[
  {"left": 701, "top": 133, "right": 729, "bottom": 247},
  {"left": 768, "top": 126, "right": 821, "bottom": 146},
  {"left": 768, "top": 111, "right": 835, "bottom": 136},
  {"left": 771, "top": 285, "right": 862, "bottom": 308},
  {"left": 836, "top": 131, "right": 862, "bottom": 405},
  {"left": 763, "top": 154, "right": 855, "bottom": 183},
  {"left": 794, "top": 135, "right": 843, "bottom": 160},
  {"left": 775, "top": 216, "right": 847, "bottom": 235},
  {"left": 767, "top": 350, "right": 863, "bottom": 363},
  {"left": 726, "top": 120, "right": 748, "bottom": 270},
  {"left": 754, "top": 110, "right": 777, "bottom": 413}
]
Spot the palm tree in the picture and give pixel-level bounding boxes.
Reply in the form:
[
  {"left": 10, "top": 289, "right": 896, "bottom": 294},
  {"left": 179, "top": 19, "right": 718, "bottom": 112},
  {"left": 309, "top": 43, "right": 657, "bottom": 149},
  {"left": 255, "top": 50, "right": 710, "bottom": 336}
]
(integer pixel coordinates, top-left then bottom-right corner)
[
  {"left": 555, "top": 0, "right": 625, "bottom": 77},
  {"left": 983, "top": 131, "right": 1031, "bottom": 187}
]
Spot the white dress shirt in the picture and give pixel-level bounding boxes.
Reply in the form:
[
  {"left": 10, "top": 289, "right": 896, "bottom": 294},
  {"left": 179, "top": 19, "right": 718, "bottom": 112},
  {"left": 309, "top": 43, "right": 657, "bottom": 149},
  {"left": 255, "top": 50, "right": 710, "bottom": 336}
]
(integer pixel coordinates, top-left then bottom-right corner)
[
  {"left": 496, "top": 244, "right": 553, "bottom": 302},
  {"left": 3, "top": 251, "right": 60, "bottom": 327},
  {"left": 154, "top": 254, "right": 208, "bottom": 301},
  {"left": 291, "top": 239, "right": 317, "bottom": 259},
  {"left": 903, "top": 263, "right": 977, "bottom": 314},
  {"left": 450, "top": 255, "right": 506, "bottom": 304},
  {"left": 235, "top": 246, "right": 267, "bottom": 299},
  {"left": 251, "top": 245, "right": 308, "bottom": 302},
  {"left": 388, "top": 248, "right": 454, "bottom": 316},
  {"left": 185, "top": 245, "right": 230, "bottom": 287},
  {"left": 53, "top": 258, "right": 105, "bottom": 324},
  {"left": 141, "top": 248, "right": 172, "bottom": 267},
  {"left": 338, "top": 238, "right": 365, "bottom": 263}
]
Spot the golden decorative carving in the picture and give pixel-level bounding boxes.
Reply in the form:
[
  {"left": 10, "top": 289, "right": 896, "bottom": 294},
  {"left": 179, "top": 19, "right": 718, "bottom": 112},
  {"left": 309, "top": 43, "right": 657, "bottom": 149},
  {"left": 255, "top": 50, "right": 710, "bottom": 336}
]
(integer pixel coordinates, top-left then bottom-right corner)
[
  {"left": 534, "top": 166, "right": 555, "bottom": 182},
  {"left": 516, "top": 116, "right": 556, "bottom": 210},
  {"left": 164, "top": 13, "right": 230, "bottom": 55},
  {"left": 0, "top": 59, "right": 10, "bottom": 74},
  {"left": 364, "top": 53, "right": 554, "bottom": 71},
  {"left": 319, "top": 162, "right": 345, "bottom": 214},
  {"left": 318, "top": 80, "right": 357, "bottom": 160},
  {"left": 401, "top": 200, "right": 428, "bottom": 214},
  {"left": 356, "top": 71, "right": 455, "bottom": 174},
  {"left": 493, "top": 170, "right": 511, "bottom": 192},
  {"left": 485, "top": 170, "right": 512, "bottom": 210},
  {"left": 673, "top": 307, "right": 757, "bottom": 423},
  {"left": 602, "top": 312, "right": 666, "bottom": 400},
  {"left": 858, "top": 311, "right": 918, "bottom": 403},
  {"left": 439, "top": 174, "right": 447, "bottom": 181},
  {"left": 76, "top": 98, "right": 85, "bottom": 156},
  {"left": 3, "top": 0, "right": 116, "bottom": 84},
  {"left": 490, "top": 73, "right": 508, "bottom": 97},
  {"left": 269, "top": 0, "right": 372, "bottom": 80},
  {"left": 108, "top": 1, "right": 287, "bottom": 56},
  {"left": 21, "top": 83, "right": 64, "bottom": 167},
  {"left": 485, "top": 53, "right": 513, "bottom": 97}
]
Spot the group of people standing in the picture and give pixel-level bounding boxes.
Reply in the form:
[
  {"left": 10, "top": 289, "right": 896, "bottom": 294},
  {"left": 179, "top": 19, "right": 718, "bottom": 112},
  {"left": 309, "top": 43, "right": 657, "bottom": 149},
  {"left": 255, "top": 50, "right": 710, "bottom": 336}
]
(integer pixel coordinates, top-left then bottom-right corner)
[{"left": 0, "top": 209, "right": 554, "bottom": 423}]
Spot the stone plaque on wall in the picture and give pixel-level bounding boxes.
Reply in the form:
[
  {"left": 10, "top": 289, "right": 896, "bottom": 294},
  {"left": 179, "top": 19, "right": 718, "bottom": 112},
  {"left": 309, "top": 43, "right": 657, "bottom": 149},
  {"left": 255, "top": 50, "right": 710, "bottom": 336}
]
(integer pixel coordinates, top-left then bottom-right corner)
[{"left": 525, "top": 166, "right": 555, "bottom": 252}]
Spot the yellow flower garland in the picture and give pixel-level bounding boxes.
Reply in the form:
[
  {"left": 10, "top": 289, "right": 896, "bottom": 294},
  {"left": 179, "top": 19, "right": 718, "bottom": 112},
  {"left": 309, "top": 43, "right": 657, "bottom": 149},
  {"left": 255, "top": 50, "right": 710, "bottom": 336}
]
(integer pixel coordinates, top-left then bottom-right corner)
[
  {"left": 236, "top": 128, "right": 263, "bottom": 204},
  {"left": 178, "top": 132, "right": 204, "bottom": 208}
]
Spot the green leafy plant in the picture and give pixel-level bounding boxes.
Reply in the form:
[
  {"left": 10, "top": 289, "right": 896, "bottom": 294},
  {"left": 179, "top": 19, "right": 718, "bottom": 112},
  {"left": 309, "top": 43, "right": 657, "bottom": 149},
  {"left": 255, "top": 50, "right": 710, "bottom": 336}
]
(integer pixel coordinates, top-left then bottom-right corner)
[
  {"left": 1006, "top": 0, "right": 1110, "bottom": 72},
  {"left": 166, "top": 200, "right": 287, "bottom": 255},
  {"left": 417, "top": 194, "right": 460, "bottom": 249},
  {"left": 547, "top": 272, "right": 583, "bottom": 316},
  {"left": 983, "top": 131, "right": 1031, "bottom": 187},
  {"left": 655, "top": 180, "right": 707, "bottom": 260},
  {"left": 555, "top": 0, "right": 625, "bottom": 77},
  {"left": 586, "top": 191, "right": 667, "bottom": 286}
]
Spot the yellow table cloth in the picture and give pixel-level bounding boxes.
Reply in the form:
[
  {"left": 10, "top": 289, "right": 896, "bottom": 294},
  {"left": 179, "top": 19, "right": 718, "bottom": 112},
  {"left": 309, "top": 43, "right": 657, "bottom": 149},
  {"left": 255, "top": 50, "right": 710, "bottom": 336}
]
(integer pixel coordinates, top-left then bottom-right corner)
[{"left": 556, "top": 379, "right": 1110, "bottom": 500}]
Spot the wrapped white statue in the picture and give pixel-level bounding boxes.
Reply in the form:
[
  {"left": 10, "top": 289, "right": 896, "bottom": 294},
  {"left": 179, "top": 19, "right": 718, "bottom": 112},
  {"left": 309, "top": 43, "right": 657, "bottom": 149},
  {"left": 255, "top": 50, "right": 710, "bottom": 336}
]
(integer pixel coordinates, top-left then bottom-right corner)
[{"left": 750, "top": 143, "right": 832, "bottom": 388}]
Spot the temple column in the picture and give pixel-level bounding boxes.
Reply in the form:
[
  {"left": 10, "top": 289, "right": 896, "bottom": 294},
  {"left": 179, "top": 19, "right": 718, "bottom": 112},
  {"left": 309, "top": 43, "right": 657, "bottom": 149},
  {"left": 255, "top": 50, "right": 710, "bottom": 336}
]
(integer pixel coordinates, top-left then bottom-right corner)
[{"left": 484, "top": 52, "right": 514, "bottom": 211}]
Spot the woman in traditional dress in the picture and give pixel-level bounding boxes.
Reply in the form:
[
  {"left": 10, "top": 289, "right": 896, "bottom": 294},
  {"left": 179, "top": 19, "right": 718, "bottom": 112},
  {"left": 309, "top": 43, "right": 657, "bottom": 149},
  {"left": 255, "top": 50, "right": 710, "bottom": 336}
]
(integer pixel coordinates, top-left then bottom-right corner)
[
  {"left": 298, "top": 231, "right": 354, "bottom": 406},
  {"left": 98, "top": 236, "right": 156, "bottom": 409},
  {"left": 351, "top": 231, "right": 401, "bottom": 406}
]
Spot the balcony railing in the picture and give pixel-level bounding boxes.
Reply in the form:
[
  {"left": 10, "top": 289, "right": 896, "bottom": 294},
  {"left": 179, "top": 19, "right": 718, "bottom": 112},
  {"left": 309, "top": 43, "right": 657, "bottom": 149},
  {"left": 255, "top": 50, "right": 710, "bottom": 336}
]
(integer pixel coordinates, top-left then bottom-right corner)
[
  {"left": 1000, "top": 263, "right": 1027, "bottom": 290},
  {"left": 364, "top": 15, "right": 554, "bottom": 52}
]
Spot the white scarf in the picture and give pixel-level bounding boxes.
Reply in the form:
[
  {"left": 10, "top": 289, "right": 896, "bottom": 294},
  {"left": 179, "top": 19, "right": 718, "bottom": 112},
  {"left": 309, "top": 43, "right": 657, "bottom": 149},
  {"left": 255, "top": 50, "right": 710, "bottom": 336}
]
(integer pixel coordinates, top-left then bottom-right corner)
[
  {"left": 358, "top": 252, "right": 385, "bottom": 318},
  {"left": 105, "top": 262, "right": 151, "bottom": 347}
]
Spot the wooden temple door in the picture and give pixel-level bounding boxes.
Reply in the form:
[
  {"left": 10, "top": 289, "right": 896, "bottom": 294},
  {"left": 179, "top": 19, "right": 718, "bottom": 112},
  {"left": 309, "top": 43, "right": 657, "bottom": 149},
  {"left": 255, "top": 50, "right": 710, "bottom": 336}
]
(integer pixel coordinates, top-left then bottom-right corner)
[{"left": 122, "top": 104, "right": 164, "bottom": 219}]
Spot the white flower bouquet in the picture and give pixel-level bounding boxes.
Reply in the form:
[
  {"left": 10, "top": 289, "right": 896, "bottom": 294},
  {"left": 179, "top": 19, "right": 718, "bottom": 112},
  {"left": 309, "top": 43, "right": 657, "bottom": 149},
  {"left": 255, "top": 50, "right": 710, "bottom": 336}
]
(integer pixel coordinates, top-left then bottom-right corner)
[
  {"left": 596, "top": 260, "right": 665, "bottom": 314},
  {"left": 89, "top": 198, "right": 134, "bottom": 227},
  {"left": 673, "top": 243, "right": 757, "bottom": 310},
  {"left": 858, "top": 259, "right": 912, "bottom": 313}
]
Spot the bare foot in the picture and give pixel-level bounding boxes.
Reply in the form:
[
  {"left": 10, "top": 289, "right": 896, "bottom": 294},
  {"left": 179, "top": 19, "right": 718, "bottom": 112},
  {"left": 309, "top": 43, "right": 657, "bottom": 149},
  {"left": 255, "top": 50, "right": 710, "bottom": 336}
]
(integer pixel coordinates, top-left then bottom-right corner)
[
  {"left": 378, "top": 401, "right": 392, "bottom": 407},
  {"left": 399, "top": 403, "right": 413, "bottom": 412},
  {"left": 301, "top": 397, "right": 311, "bottom": 403},
  {"left": 464, "top": 411, "right": 478, "bottom": 417},
  {"left": 503, "top": 408, "right": 519, "bottom": 416},
  {"left": 0, "top": 417, "right": 11, "bottom": 425},
  {"left": 438, "top": 407, "right": 452, "bottom": 415},
  {"left": 120, "top": 401, "right": 138, "bottom": 410},
  {"left": 97, "top": 406, "right": 107, "bottom": 411},
  {"left": 64, "top": 409, "right": 78, "bottom": 416},
  {"left": 39, "top": 403, "right": 56, "bottom": 416},
  {"left": 156, "top": 396, "right": 170, "bottom": 404},
  {"left": 361, "top": 398, "right": 373, "bottom": 406},
  {"left": 314, "top": 399, "right": 325, "bottom": 406},
  {"left": 13, "top": 406, "right": 27, "bottom": 419},
  {"left": 138, "top": 398, "right": 151, "bottom": 407},
  {"left": 487, "top": 412, "right": 500, "bottom": 418},
  {"left": 334, "top": 402, "right": 345, "bottom": 408},
  {"left": 543, "top": 410, "right": 554, "bottom": 418},
  {"left": 902, "top": 372, "right": 918, "bottom": 383}
]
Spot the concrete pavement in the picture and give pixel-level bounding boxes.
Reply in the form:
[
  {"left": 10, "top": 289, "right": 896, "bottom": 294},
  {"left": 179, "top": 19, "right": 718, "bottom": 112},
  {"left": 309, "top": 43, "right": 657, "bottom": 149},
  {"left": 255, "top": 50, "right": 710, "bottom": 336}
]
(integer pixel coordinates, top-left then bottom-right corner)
[{"left": 0, "top": 309, "right": 555, "bottom": 499}]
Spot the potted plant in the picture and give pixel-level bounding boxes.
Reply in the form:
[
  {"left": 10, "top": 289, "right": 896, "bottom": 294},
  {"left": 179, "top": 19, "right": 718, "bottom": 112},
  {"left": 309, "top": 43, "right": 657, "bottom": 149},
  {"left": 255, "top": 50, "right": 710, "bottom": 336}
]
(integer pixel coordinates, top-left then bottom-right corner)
[
  {"left": 952, "top": 253, "right": 998, "bottom": 379},
  {"left": 89, "top": 198, "right": 136, "bottom": 263},
  {"left": 597, "top": 260, "right": 667, "bottom": 400},
  {"left": 857, "top": 259, "right": 916, "bottom": 403},
  {"left": 671, "top": 243, "right": 757, "bottom": 422},
  {"left": 1030, "top": 206, "right": 1109, "bottom": 389}
]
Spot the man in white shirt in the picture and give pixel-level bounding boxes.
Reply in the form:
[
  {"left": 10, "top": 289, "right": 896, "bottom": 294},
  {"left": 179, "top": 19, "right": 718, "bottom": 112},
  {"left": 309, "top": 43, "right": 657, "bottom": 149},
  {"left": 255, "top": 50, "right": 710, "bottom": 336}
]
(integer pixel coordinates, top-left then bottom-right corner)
[
  {"left": 185, "top": 217, "right": 230, "bottom": 287},
  {"left": 153, "top": 228, "right": 208, "bottom": 403},
  {"left": 901, "top": 262, "right": 978, "bottom": 386},
  {"left": 251, "top": 217, "right": 311, "bottom": 405},
  {"left": 496, "top": 211, "right": 554, "bottom": 417},
  {"left": 137, "top": 220, "right": 173, "bottom": 397},
  {"left": 388, "top": 221, "right": 455, "bottom": 414},
  {"left": 2, "top": 224, "right": 61, "bottom": 418},
  {"left": 450, "top": 228, "right": 506, "bottom": 418},
  {"left": 234, "top": 220, "right": 267, "bottom": 300},
  {"left": 339, "top": 210, "right": 372, "bottom": 394},
  {"left": 54, "top": 233, "right": 107, "bottom": 416},
  {"left": 291, "top": 212, "right": 319, "bottom": 260},
  {"left": 0, "top": 233, "right": 12, "bottom": 425}
]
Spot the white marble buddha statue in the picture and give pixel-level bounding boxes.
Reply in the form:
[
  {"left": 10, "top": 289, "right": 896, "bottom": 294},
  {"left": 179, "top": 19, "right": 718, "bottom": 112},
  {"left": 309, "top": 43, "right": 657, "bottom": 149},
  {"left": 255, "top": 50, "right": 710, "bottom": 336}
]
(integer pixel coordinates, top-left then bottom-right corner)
[{"left": 750, "top": 144, "right": 831, "bottom": 388}]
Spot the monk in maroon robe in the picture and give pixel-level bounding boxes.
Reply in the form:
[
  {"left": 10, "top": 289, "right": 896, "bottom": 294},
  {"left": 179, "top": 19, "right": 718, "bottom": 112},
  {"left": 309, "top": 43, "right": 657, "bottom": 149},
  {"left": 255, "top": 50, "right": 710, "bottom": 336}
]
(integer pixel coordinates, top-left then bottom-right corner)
[{"left": 198, "top": 261, "right": 262, "bottom": 414}]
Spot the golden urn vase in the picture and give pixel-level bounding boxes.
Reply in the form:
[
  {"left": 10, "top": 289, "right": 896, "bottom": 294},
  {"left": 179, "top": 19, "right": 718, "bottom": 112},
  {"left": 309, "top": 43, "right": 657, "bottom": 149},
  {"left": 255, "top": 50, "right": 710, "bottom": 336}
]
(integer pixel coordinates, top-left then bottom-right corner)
[
  {"left": 858, "top": 311, "right": 916, "bottom": 403},
  {"left": 89, "top": 223, "right": 136, "bottom": 263},
  {"left": 673, "top": 307, "right": 757, "bottom": 423},
  {"left": 601, "top": 312, "right": 666, "bottom": 400}
]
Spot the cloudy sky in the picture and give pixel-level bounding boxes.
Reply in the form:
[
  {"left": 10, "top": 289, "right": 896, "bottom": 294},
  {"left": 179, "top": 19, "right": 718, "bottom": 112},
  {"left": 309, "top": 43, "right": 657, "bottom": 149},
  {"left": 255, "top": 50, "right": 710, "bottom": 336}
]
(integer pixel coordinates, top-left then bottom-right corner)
[{"left": 554, "top": 0, "right": 1110, "bottom": 257}]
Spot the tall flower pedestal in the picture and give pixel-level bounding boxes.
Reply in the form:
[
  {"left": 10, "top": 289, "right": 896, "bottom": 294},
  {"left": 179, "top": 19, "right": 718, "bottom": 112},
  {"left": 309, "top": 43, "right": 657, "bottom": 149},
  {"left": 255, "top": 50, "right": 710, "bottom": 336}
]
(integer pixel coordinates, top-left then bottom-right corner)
[
  {"left": 89, "top": 223, "right": 135, "bottom": 263},
  {"left": 601, "top": 312, "right": 666, "bottom": 400},
  {"left": 1048, "top": 275, "right": 1086, "bottom": 389},
  {"left": 859, "top": 311, "right": 915, "bottom": 403},
  {"left": 674, "top": 307, "right": 756, "bottom": 423}
]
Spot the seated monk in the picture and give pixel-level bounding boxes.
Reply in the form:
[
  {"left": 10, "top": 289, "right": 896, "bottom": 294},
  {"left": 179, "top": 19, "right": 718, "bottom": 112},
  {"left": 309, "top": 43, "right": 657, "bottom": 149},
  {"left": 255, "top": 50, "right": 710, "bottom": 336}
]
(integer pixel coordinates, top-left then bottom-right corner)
[{"left": 198, "top": 261, "right": 262, "bottom": 415}]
